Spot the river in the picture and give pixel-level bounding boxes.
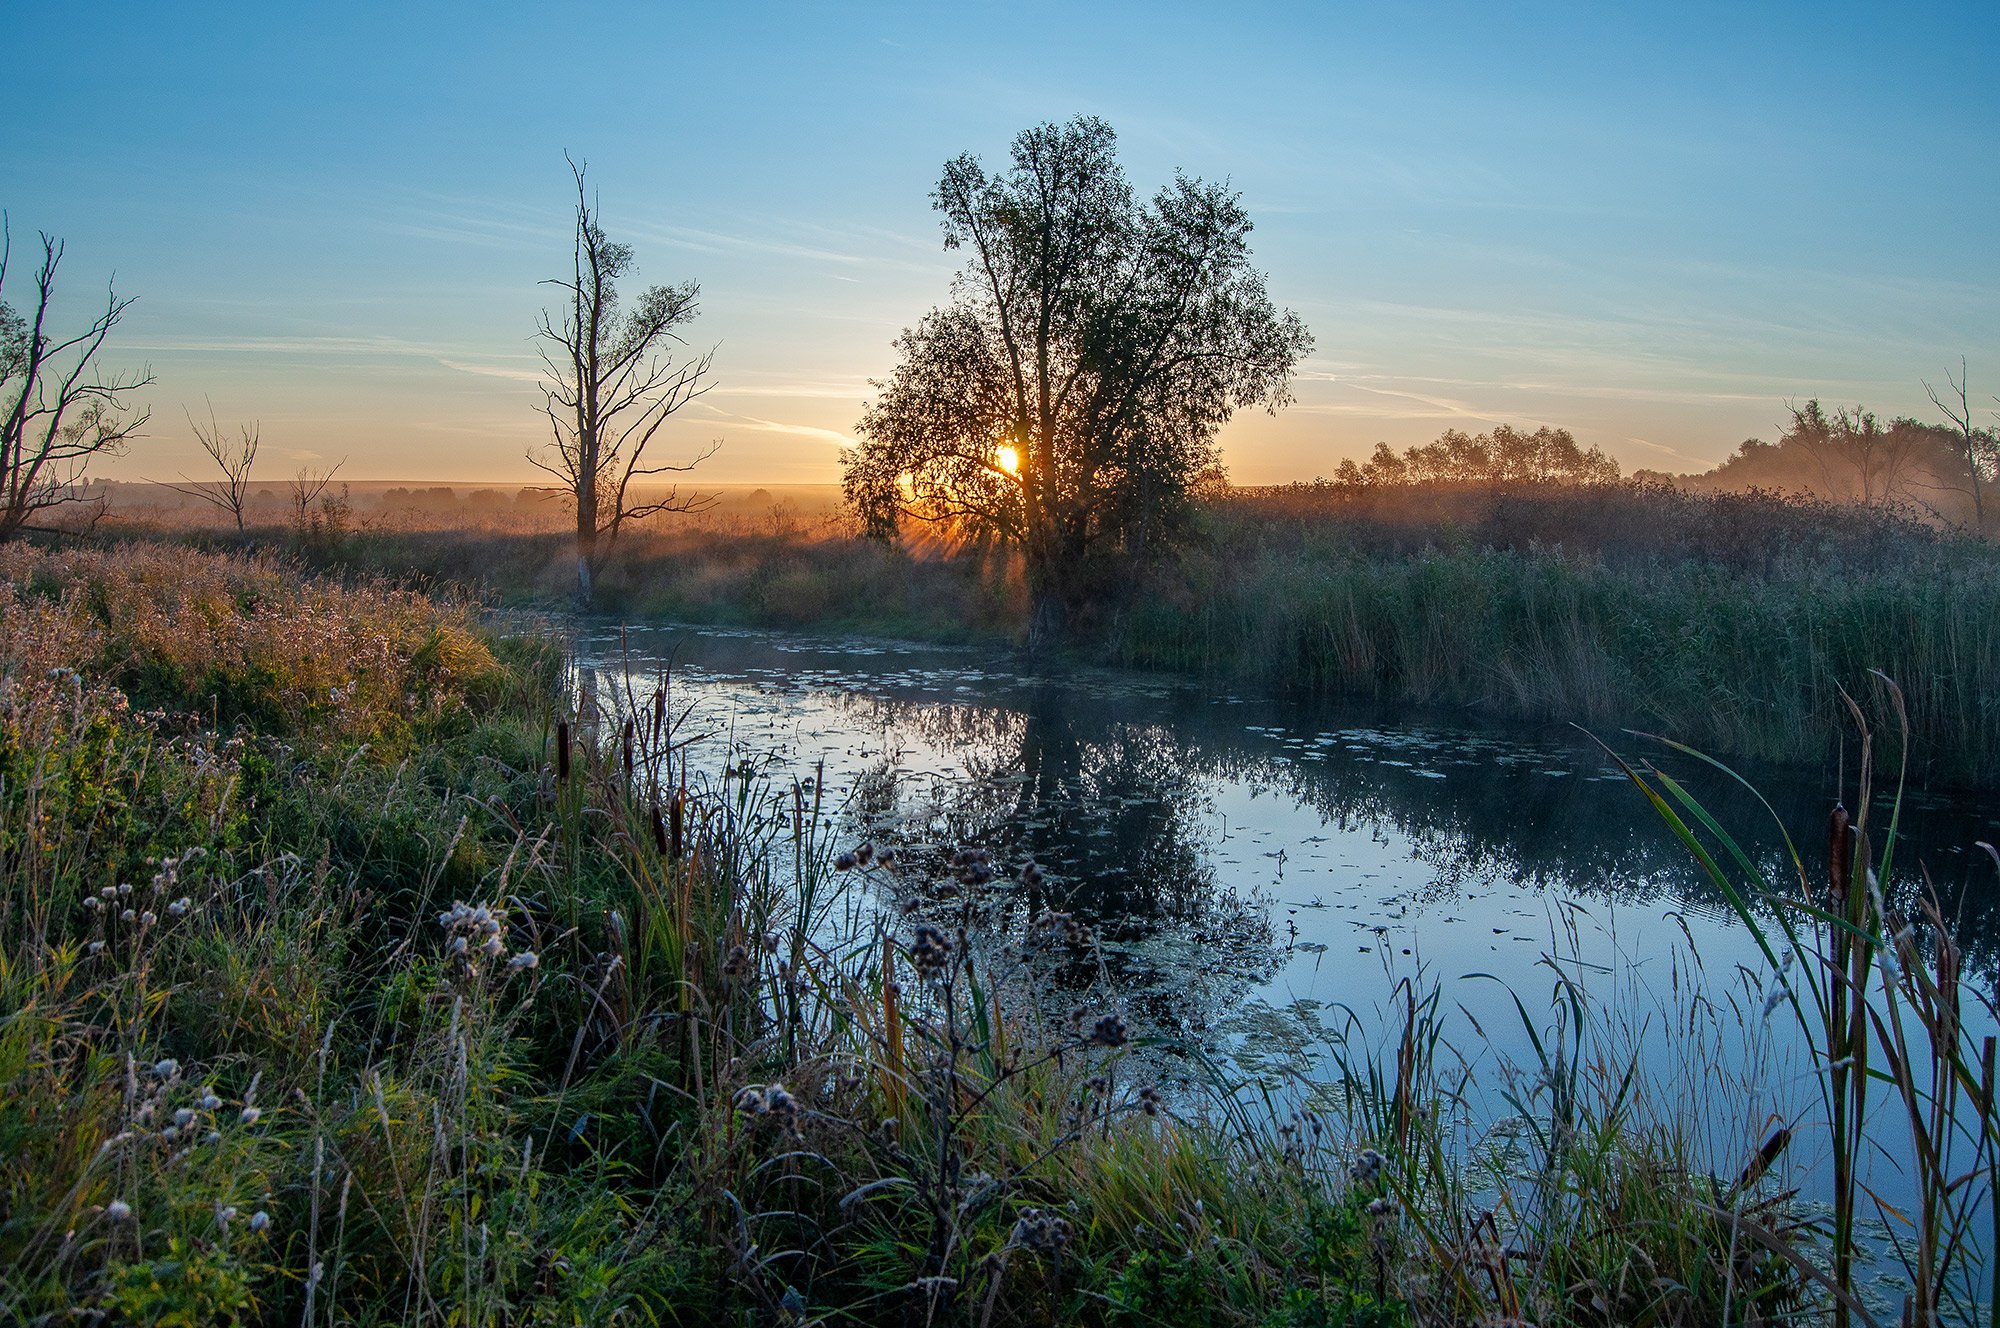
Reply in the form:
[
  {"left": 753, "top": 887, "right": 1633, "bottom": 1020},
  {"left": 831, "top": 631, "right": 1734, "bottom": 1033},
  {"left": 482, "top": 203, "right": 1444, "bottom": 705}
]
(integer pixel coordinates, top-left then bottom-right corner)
[{"left": 576, "top": 618, "right": 2000, "bottom": 1303}]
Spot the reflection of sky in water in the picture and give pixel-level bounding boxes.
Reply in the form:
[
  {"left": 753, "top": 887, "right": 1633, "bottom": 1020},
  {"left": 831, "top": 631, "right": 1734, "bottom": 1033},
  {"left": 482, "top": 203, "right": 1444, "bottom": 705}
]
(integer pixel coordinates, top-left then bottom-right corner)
[{"left": 579, "top": 620, "right": 2000, "bottom": 1296}]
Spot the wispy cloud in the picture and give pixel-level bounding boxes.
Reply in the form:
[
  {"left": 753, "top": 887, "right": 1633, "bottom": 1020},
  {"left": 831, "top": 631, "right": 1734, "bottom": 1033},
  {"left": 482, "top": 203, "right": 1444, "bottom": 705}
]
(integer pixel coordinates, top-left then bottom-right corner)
[
  {"left": 437, "top": 357, "right": 545, "bottom": 384},
  {"left": 689, "top": 401, "right": 856, "bottom": 448}
]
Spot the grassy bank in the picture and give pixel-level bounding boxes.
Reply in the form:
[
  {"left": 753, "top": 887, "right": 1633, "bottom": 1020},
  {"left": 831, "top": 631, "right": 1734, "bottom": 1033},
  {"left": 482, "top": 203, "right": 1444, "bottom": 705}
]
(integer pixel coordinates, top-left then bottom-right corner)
[
  {"left": 1, "top": 542, "right": 1833, "bottom": 1325},
  {"left": 154, "top": 480, "right": 2000, "bottom": 787},
  {"left": 1108, "top": 483, "right": 2000, "bottom": 786}
]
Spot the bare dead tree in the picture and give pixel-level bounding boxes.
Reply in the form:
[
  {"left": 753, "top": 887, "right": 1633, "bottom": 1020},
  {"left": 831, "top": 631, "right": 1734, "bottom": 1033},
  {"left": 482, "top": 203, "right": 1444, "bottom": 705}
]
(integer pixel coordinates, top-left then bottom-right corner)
[
  {"left": 531, "top": 157, "right": 718, "bottom": 604},
  {"left": 0, "top": 220, "right": 153, "bottom": 541},
  {"left": 289, "top": 459, "right": 344, "bottom": 527},
  {"left": 160, "top": 399, "right": 260, "bottom": 530},
  {"left": 1924, "top": 358, "right": 1988, "bottom": 529}
]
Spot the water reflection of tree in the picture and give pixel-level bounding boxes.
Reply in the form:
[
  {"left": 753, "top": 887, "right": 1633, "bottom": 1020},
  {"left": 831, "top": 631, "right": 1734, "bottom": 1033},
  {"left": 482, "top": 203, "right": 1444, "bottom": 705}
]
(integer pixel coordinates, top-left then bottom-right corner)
[
  {"left": 824, "top": 683, "right": 1283, "bottom": 1043},
  {"left": 837, "top": 677, "right": 2000, "bottom": 974},
  {"left": 586, "top": 629, "right": 2000, "bottom": 996},
  {"left": 1200, "top": 730, "right": 2000, "bottom": 970}
]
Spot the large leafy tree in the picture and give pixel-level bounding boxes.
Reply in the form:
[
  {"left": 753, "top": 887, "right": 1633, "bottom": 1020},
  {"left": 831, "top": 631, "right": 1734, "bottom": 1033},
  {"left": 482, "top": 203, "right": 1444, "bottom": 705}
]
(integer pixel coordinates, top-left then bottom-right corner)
[{"left": 844, "top": 117, "right": 1310, "bottom": 647}]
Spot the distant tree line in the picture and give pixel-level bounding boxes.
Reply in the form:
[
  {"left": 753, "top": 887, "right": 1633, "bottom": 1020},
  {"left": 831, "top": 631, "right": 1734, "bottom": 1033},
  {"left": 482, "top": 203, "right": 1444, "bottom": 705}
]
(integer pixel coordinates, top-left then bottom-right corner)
[
  {"left": 1330, "top": 424, "right": 1621, "bottom": 488},
  {"left": 1680, "top": 398, "right": 1999, "bottom": 528}
]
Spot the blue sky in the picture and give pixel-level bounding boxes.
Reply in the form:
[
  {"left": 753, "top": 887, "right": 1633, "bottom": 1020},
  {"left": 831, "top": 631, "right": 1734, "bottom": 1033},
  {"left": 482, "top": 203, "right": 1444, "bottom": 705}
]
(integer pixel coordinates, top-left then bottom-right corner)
[{"left": 4, "top": 1, "right": 1996, "bottom": 484}]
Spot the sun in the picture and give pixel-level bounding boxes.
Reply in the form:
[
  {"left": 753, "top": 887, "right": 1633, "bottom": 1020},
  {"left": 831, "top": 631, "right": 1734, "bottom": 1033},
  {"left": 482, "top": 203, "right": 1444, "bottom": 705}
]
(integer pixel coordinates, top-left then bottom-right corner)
[{"left": 995, "top": 444, "right": 1021, "bottom": 476}]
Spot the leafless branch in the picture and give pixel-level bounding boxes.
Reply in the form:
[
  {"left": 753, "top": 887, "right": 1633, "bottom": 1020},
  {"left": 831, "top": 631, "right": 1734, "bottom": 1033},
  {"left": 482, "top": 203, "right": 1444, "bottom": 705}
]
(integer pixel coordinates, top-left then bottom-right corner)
[
  {"left": 530, "top": 159, "right": 720, "bottom": 602},
  {"left": 0, "top": 219, "right": 152, "bottom": 541},
  {"left": 157, "top": 398, "right": 260, "bottom": 530}
]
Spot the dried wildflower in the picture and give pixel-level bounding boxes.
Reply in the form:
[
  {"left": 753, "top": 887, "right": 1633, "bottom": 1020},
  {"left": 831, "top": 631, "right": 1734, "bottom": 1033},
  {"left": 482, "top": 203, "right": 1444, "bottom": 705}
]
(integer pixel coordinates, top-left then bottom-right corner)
[
  {"left": 1365, "top": 1196, "right": 1397, "bottom": 1217},
  {"left": 735, "top": 1083, "right": 800, "bottom": 1129},
  {"left": 948, "top": 847, "right": 995, "bottom": 888},
  {"left": 168, "top": 897, "right": 193, "bottom": 917},
  {"left": 1011, "top": 1207, "right": 1072, "bottom": 1255},
  {"left": 173, "top": 1108, "right": 195, "bottom": 1128},
  {"left": 153, "top": 1059, "right": 180, "bottom": 1079},
  {"left": 105, "top": 1200, "right": 132, "bottom": 1222},
  {"left": 1349, "top": 1148, "right": 1385, "bottom": 1185},
  {"left": 249, "top": 1210, "right": 271, "bottom": 1232},
  {"left": 1137, "top": 1085, "right": 1162, "bottom": 1116},
  {"left": 910, "top": 924, "right": 953, "bottom": 979},
  {"left": 834, "top": 851, "right": 858, "bottom": 871},
  {"left": 200, "top": 1091, "right": 221, "bottom": 1110},
  {"left": 722, "top": 944, "right": 754, "bottom": 981},
  {"left": 855, "top": 842, "right": 874, "bottom": 865},
  {"left": 87, "top": 940, "right": 105, "bottom": 955},
  {"left": 239, "top": 1106, "right": 262, "bottom": 1125},
  {"left": 139, "top": 911, "right": 157, "bottom": 927},
  {"left": 216, "top": 1204, "right": 237, "bottom": 1230},
  {"left": 121, "top": 909, "right": 137, "bottom": 923},
  {"left": 506, "top": 951, "right": 540, "bottom": 971},
  {"left": 1088, "top": 1013, "right": 1129, "bottom": 1048},
  {"left": 439, "top": 900, "right": 509, "bottom": 969},
  {"left": 83, "top": 896, "right": 100, "bottom": 911}
]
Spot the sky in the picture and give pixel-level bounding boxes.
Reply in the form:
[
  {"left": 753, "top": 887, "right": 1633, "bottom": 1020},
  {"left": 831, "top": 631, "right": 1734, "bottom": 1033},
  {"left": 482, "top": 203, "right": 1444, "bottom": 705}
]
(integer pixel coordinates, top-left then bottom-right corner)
[{"left": 4, "top": 1, "right": 1997, "bottom": 486}]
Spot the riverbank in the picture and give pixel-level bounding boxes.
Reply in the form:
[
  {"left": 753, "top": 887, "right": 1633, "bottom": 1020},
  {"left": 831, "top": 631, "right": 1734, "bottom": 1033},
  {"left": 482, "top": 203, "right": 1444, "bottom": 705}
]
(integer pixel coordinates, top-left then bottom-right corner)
[
  {"left": 1, "top": 542, "right": 1821, "bottom": 1325},
  {"left": 141, "top": 480, "right": 2000, "bottom": 788}
]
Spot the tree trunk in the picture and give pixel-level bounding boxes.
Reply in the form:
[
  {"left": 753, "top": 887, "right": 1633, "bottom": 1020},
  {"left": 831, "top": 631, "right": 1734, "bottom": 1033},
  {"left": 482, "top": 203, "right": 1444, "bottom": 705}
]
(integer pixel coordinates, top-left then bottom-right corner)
[
  {"left": 1027, "top": 581, "right": 1066, "bottom": 656},
  {"left": 575, "top": 499, "right": 597, "bottom": 607}
]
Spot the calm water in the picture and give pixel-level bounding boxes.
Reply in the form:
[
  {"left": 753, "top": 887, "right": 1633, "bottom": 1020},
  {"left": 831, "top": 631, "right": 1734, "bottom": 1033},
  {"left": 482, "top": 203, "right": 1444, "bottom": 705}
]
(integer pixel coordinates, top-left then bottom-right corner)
[{"left": 577, "top": 619, "right": 2000, "bottom": 1290}]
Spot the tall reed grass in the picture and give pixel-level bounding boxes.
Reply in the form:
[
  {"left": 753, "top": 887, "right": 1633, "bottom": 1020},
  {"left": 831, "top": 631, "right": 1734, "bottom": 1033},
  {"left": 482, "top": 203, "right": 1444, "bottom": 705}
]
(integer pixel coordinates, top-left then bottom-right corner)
[
  {"left": 1609, "top": 677, "right": 2000, "bottom": 1325},
  {"left": 109, "top": 481, "right": 2000, "bottom": 782}
]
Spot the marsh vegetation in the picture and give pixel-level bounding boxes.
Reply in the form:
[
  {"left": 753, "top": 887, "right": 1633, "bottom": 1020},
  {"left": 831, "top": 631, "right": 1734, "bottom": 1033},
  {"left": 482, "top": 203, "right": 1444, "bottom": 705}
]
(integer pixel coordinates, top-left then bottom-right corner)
[{"left": 3, "top": 544, "right": 1997, "bottom": 1325}]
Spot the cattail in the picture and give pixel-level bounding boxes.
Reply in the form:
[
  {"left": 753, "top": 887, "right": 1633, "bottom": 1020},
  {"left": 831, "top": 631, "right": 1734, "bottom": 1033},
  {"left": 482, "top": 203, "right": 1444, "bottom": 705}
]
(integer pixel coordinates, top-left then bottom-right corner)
[
  {"left": 621, "top": 717, "right": 635, "bottom": 783},
  {"left": 556, "top": 720, "right": 571, "bottom": 781},
  {"left": 1732, "top": 1126, "right": 1791, "bottom": 1194},
  {"left": 669, "top": 792, "right": 685, "bottom": 861},
  {"left": 650, "top": 803, "right": 668, "bottom": 855},
  {"left": 1827, "top": 802, "right": 1852, "bottom": 910}
]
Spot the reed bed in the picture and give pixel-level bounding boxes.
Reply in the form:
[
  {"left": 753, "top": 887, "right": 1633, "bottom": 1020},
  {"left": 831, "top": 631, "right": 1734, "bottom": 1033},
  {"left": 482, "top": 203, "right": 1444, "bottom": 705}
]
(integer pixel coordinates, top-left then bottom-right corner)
[{"left": 126, "top": 479, "right": 2000, "bottom": 784}]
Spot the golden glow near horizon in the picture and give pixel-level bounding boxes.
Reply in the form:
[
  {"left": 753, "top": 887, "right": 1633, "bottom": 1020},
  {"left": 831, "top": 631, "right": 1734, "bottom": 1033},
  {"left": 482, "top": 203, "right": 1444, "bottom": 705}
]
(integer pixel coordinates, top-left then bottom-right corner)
[{"left": 995, "top": 444, "right": 1021, "bottom": 476}]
